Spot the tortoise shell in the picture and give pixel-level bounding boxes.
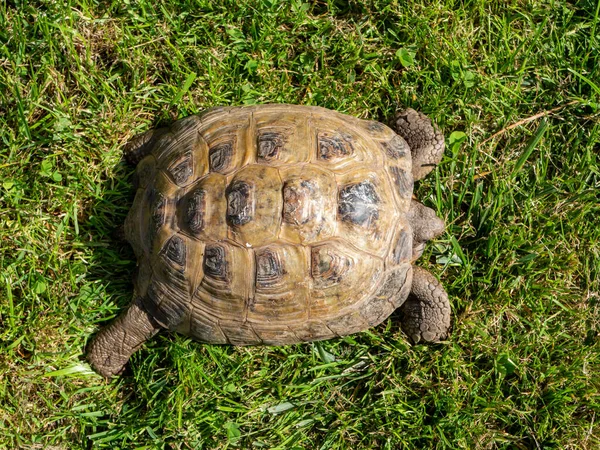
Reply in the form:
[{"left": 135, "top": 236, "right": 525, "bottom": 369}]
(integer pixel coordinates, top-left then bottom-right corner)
[{"left": 124, "top": 104, "right": 417, "bottom": 345}]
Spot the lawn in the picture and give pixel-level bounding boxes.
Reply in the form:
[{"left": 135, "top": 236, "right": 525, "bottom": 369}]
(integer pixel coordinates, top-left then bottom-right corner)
[{"left": 1, "top": 0, "right": 599, "bottom": 448}]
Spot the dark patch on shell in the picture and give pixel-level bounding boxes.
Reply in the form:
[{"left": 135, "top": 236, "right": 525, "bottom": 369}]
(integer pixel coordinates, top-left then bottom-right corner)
[
  {"left": 282, "top": 180, "right": 316, "bottom": 225},
  {"left": 317, "top": 132, "right": 354, "bottom": 160},
  {"left": 167, "top": 151, "right": 193, "bottom": 185},
  {"left": 311, "top": 246, "right": 351, "bottom": 284},
  {"left": 161, "top": 235, "right": 186, "bottom": 268},
  {"left": 255, "top": 248, "right": 285, "bottom": 287},
  {"left": 146, "top": 189, "right": 166, "bottom": 248},
  {"left": 226, "top": 180, "right": 254, "bottom": 226},
  {"left": 203, "top": 244, "right": 228, "bottom": 281},
  {"left": 186, "top": 189, "right": 206, "bottom": 233},
  {"left": 382, "top": 135, "right": 409, "bottom": 159},
  {"left": 150, "top": 189, "right": 166, "bottom": 229},
  {"left": 209, "top": 141, "right": 234, "bottom": 172},
  {"left": 389, "top": 166, "right": 413, "bottom": 198},
  {"left": 338, "top": 181, "right": 380, "bottom": 227},
  {"left": 257, "top": 131, "right": 287, "bottom": 160}
]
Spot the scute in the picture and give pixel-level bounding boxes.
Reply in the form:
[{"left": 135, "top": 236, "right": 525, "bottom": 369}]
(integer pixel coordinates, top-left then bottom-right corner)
[
  {"left": 208, "top": 140, "right": 235, "bottom": 173},
  {"left": 334, "top": 168, "right": 400, "bottom": 258},
  {"left": 180, "top": 172, "right": 228, "bottom": 241},
  {"left": 248, "top": 244, "right": 309, "bottom": 326},
  {"left": 309, "top": 240, "right": 384, "bottom": 318},
  {"left": 185, "top": 188, "right": 206, "bottom": 233},
  {"left": 278, "top": 164, "right": 337, "bottom": 244},
  {"left": 203, "top": 244, "right": 228, "bottom": 281},
  {"left": 338, "top": 180, "right": 380, "bottom": 228},
  {"left": 161, "top": 235, "right": 186, "bottom": 268},
  {"left": 253, "top": 107, "right": 311, "bottom": 165},
  {"left": 226, "top": 180, "right": 255, "bottom": 226},
  {"left": 317, "top": 131, "right": 355, "bottom": 160},
  {"left": 225, "top": 164, "right": 282, "bottom": 247}
]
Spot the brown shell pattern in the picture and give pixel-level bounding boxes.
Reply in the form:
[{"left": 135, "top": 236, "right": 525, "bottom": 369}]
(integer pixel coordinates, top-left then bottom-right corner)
[{"left": 125, "top": 105, "right": 414, "bottom": 345}]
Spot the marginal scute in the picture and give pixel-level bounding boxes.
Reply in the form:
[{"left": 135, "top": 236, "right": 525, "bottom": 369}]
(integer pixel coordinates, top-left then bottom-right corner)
[
  {"left": 359, "top": 292, "right": 396, "bottom": 326},
  {"left": 146, "top": 278, "right": 188, "bottom": 330},
  {"left": 389, "top": 166, "right": 413, "bottom": 199},
  {"left": 359, "top": 264, "right": 412, "bottom": 326},
  {"left": 392, "top": 229, "right": 413, "bottom": 264},
  {"left": 327, "top": 310, "right": 369, "bottom": 336},
  {"left": 187, "top": 311, "right": 227, "bottom": 344},
  {"left": 220, "top": 322, "right": 262, "bottom": 346},
  {"left": 292, "top": 320, "right": 334, "bottom": 342},
  {"left": 382, "top": 135, "right": 409, "bottom": 159},
  {"left": 134, "top": 156, "right": 157, "bottom": 189},
  {"left": 371, "top": 264, "right": 411, "bottom": 308}
]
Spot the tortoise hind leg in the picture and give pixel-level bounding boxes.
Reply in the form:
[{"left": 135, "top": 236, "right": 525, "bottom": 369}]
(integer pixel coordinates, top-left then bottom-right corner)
[
  {"left": 400, "top": 266, "right": 451, "bottom": 343},
  {"left": 87, "top": 296, "right": 162, "bottom": 377},
  {"left": 392, "top": 109, "right": 445, "bottom": 181},
  {"left": 123, "top": 127, "right": 169, "bottom": 166}
]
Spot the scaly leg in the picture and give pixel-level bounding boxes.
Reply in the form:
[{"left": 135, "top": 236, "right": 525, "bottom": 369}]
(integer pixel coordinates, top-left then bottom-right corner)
[
  {"left": 400, "top": 266, "right": 451, "bottom": 343},
  {"left": 87, "top": 297, "right": 161, "bottom": 377},
  {"left": 393, "top": 109, "right": 445, "bottom": 181}
]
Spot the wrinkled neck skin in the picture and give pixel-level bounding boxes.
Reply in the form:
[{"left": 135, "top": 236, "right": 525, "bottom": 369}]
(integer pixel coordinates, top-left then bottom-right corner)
[{"left": 407, "top": 200, "right": 445, "bottom": 262}]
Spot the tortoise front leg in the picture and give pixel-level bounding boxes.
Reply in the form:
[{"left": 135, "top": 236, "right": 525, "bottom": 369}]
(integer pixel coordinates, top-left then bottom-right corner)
[
  {"left": 87, "top": 297, "right": 161, "bottom": 378},
  {"left": 392, "top": 109, "right": 445, "bottom": 181},
  {"left": 400, "top": 266, "right": 451, "bottom": 343}
]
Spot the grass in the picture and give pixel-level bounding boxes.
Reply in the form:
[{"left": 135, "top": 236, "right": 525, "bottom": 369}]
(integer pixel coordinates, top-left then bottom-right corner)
[{"left": 1, "top": 0, "right": 599, "bottom": 448}]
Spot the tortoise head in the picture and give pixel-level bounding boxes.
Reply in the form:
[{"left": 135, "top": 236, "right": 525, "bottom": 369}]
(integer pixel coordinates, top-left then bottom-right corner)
[{"left": 408, "top": 200, "right": 445, "bottom": 261}]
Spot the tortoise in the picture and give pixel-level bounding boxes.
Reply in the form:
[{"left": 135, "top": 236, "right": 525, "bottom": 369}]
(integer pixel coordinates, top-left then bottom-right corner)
[{"left": 87, "top": 104, "right": 451, "bottom": 377}]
